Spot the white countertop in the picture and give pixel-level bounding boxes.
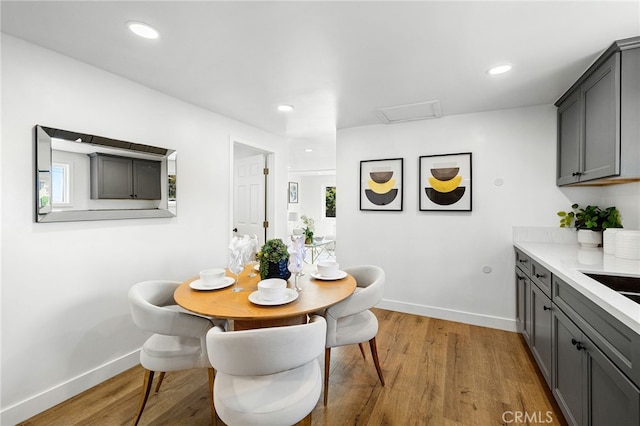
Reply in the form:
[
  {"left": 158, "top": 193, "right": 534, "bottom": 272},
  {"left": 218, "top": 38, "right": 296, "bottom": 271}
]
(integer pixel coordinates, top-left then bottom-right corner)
[{"left": 514, "top": 242, "right": 640, "bottom": 335}]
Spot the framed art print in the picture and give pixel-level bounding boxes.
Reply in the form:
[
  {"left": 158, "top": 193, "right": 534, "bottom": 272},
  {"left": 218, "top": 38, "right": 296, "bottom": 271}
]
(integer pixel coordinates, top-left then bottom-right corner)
[
  {"left": 288, "top": 182, "right": 298, "bottom": 203},
  {"left": 419, "top": 152, "right": 472, "bottom": 211},
  {"left": 360, "top": 158, "right": 403, "bottom": 211}
]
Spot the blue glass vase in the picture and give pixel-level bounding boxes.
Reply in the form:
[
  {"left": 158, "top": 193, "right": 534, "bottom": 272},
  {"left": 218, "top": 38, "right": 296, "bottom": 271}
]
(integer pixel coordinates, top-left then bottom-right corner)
[{"left": 262, "top": 259, "right": 291, "bottom": 280}]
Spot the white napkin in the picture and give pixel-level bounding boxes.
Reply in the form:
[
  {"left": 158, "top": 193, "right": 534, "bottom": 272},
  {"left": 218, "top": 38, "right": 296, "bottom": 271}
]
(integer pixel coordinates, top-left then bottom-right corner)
[
  {"left": 288, "top": 235, "right": 306, "bottom": 273},
  {"left": 228, "top": 235, "right": 258, "bottom": 273}
]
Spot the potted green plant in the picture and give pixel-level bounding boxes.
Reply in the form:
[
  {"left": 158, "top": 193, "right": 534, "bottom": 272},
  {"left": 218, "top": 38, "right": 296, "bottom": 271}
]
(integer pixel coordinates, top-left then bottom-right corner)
[
  {"left": 557, "top": 204, "right": 622, "bottom": 248},
  {"left": 257, "top": 238, "right": 291, "bottom": 280}
]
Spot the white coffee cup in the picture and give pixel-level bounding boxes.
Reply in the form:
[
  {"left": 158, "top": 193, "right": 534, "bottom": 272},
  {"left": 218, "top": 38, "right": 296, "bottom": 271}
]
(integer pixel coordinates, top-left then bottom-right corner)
[
  {"left": 317, "top": 261, "right": 340, "bottom": 278},
  {"left": 257, "top": 278, "right": 287, "bottom": 301},
  {"left": 199, "top": 268, "right": 226, "bottom": 287}
]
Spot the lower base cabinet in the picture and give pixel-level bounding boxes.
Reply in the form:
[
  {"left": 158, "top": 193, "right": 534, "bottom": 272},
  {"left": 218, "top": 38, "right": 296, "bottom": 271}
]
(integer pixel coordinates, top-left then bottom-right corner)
[
  {"left": 553, "top": 308, "right": 640, "bottom": 426},
  {"left": 515, "top": 247, "right": 640, "bottom": 426},
  {"left": 531, "top": 283, "right": 552, "bottom": 387},
  {"left": 515, "top": 268, "right": 531, "bottom": 344}
]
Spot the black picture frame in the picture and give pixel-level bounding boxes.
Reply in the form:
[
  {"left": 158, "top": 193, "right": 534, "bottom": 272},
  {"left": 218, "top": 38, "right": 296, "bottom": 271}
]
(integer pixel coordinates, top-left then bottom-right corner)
[
  {"left": 419, "top": 152, "right": 472, "bottom": 211},
  {"left": 359, "top": 158, "right": 403, "bottom": 211}
]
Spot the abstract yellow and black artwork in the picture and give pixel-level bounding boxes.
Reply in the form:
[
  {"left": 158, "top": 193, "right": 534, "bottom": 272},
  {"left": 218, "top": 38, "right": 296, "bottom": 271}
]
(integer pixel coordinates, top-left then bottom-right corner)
[
  {"left": 360, "top": 158, "right": 403, "bottom": 211},
  {"left": 419, "top": 152, "right": 472, "bottom": 211}
]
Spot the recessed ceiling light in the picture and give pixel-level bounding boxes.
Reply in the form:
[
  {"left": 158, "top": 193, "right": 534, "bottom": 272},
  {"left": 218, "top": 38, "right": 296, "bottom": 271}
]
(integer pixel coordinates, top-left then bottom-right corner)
[
  {"left": 277, "top": 104, "right": 295, "bottom": 112},
  {"left": 487, "top": 64, "right": 512, "bottom": 75},
  {"left": 304, "top": 148, "right": 313, "bottom": 153},
  {"left": 127, "top": 21, "right": 160, "bottom": 39}
]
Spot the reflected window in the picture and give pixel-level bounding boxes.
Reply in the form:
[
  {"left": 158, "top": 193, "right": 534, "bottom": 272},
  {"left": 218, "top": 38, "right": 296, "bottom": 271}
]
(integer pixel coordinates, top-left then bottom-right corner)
[
  {"left": 325, "top": 186, "right": 336, "bottom": 218},
  {"left": 51, "top": 162, "right": 72, "bottom": 206}
]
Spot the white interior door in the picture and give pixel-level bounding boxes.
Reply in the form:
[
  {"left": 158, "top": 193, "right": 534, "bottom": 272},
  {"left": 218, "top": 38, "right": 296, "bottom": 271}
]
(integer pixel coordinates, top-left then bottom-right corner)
[{"left": 233, "top": 153, "right": 266, "bottom": 245}]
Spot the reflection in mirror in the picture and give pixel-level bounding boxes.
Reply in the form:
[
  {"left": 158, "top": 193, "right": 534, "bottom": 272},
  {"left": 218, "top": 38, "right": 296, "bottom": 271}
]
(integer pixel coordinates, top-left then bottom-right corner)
[{"left": 35, "top": 125, "right": 177, "bottom": 222}]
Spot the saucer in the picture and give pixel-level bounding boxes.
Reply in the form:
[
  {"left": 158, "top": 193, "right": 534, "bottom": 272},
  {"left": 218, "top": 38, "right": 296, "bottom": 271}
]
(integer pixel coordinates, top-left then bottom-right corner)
[
  {"left": 248, "top": 288, "right": 299, "bottom": 305},
  {"left": 309, "top": 270, "right": 347, "bottom": 281},
  {"left": 190, "top": 277, "right": 235, "bottom": 291}
]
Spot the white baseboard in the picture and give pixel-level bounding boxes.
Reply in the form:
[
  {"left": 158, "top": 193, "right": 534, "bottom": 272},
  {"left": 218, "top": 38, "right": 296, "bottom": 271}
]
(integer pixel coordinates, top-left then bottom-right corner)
[
  {"left": 377, "top": 299, "right": 518, "bottom": 332},
  {"left": 1, "top": 350, "right": 140, "bottom": 425}
]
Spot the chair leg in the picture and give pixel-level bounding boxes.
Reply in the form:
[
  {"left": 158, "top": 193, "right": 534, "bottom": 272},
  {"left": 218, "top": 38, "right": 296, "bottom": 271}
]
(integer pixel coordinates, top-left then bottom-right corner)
[
  {"left": 297, "top": 411, "right": 312, "bottom": 426},
  {"left": 324, "top": 347, "right": 331, "bottom": 406},
  {"left": 369, "top": 337, "right": 385, "bottom": 386},
  {"left": 154, "top": 371, "right": 166, "bottom": 393},
  {"left": 208, "top": 367, "right": 216, "bottom": 425},
  {"left": 358, "top": 342, "right": 367, "bottom": 359},
  {"left": 132, "top": 369, "right": 154, "bottom": 426}
]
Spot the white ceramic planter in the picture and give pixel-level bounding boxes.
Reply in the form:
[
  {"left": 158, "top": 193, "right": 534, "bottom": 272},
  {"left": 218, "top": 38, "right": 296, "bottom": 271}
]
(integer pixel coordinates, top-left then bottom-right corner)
[{"left": 577, "top": 229, "right": 602, "bottom": 248}]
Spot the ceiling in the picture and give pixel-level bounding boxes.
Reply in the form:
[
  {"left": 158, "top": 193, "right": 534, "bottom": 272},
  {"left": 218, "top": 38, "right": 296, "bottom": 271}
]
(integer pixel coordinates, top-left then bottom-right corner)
[{"left": 2, "top": 1, "right": 639, "bottom": 172}]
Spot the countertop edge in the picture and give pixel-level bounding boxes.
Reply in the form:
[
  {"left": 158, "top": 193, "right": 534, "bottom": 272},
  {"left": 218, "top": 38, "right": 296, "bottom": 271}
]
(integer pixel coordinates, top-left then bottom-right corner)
[{"left": 514, "top": 241, "right": 640, "bottom": 335}]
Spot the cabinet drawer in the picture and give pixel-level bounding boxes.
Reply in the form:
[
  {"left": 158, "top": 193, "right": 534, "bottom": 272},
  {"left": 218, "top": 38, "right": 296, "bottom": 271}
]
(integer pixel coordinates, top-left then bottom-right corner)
[
  {"left": 515, "top": 248, "right": 531, "bottom": 274},
  {"left": 531, "top": 260, "right": 552, "bottom": 297},
  {"left": 553, "top": 276, "right": 640, "bottom": 388}
]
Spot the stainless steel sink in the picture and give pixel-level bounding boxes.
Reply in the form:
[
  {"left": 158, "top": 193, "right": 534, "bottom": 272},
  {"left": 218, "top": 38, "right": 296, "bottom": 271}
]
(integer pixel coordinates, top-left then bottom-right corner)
[{"left": 584, "top": 273, "right": 640, "bottom": 304}]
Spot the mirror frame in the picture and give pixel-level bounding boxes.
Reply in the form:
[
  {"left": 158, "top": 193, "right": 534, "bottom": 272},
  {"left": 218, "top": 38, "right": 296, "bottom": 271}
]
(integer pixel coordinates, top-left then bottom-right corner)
[{"left": 35, "top": 125, "right": 176, "bottom": 222}]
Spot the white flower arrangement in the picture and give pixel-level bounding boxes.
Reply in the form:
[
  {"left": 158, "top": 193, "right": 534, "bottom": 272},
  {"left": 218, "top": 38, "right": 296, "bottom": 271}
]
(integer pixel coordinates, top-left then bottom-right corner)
[{"left": 300, "top": 215, "right": 315, "bottom": 231}]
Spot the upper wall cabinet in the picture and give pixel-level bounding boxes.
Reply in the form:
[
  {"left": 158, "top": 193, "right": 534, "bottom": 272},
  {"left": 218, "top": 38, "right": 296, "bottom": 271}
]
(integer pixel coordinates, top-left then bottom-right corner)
[
  {"left": 556, "top": 37, "right": 640, "bottom": 186},
  {"left": 89, "top": 153, "right": 161, "bottom": 200}
]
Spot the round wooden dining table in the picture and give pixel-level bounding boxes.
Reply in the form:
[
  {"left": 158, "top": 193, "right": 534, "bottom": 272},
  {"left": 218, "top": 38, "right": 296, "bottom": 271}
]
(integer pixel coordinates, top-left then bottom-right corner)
[{"left": 174, "top": 264, "right": 356, "bottom": 330}]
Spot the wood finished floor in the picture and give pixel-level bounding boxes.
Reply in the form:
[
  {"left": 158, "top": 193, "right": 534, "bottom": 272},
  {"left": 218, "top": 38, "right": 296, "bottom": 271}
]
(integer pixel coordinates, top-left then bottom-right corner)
[{"left": 18, "top": 309, "right": 566, "bottom": 426}]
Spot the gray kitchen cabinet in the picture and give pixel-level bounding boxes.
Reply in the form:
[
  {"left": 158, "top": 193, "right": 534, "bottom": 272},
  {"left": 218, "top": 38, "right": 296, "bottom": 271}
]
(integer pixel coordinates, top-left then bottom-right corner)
[
  {"left": 514, "top": 247, "right": 640, "bottom": 425},
  {"left": 515, "top": 248, "right": 551, "bottom": 384},
  {"left": 552, "top": 307, "right": 584, "bottom": 426},
  {"left": 90, "top": 153, "right": 161, "bottom": 200},
  {"left": 515, "top": 249, "right": 531, "bottom": 344},
  {"left": 553, "top": 307, "right": 640, "bottom": 426},
  {"left": 554, "top": 275, "right": 640, "bottom": 387},
  {"left": 515, "top": 267, "right": 531, "bottom": 345},
  {"left": 530, "top": 282, "right": 552, "bottom": 387},
  {"left": 557, "top": 90, "right": 581, "bottom": 185},
  {"left": 132, "top": 159, "right": 162, "bottom": 200},
  {"left": 555, "top": 37, "right": 640, "bottom": 186}
]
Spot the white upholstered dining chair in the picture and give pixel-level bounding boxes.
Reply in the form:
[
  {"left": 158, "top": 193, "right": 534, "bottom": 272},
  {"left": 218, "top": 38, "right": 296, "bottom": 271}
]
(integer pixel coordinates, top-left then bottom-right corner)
[
  {"left": 128, "top": 280, "right": 226, "bottom": 426},
  {"left": 323, "top": 265, "right": 385, "bottom": 405},
  {"left": 206, "top": 315, "right": 327, "bottom": 426}
]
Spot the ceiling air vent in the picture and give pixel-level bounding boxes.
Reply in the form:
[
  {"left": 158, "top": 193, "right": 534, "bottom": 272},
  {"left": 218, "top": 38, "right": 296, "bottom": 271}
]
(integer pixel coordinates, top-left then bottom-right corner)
[{"left": 377, "top": 100, "right": 442, "bottom": 124}]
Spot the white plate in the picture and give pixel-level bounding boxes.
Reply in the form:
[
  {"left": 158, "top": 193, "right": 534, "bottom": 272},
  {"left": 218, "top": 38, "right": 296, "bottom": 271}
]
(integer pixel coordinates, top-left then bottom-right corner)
[
  {"left": 309, "top": 270, "right": 347, "bottom": 281},
  {"left": 190, "top": 277, "right": 235, "bottom": 291},
  {"left": 248, "top": 288, "right": 299, "bottom": 305}
]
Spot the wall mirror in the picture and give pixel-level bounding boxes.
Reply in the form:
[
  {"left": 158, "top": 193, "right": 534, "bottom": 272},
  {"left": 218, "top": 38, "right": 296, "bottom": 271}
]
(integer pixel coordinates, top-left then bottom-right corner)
[{"left": 35, "top": 125, "right": 177, "bottom": 222}]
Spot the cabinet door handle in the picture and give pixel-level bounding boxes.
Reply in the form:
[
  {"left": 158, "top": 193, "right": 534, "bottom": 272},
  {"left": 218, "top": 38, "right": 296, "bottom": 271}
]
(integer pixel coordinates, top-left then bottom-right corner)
[
  {"left": 571, "top": 338, "right": 585, "bottom": 351},
  {"left": 518, "top": 259, "right": 528, "bottom": 263},
  {"left": 535, "top": 273, "right": 546, "bottom": 279},
  {"left": 543, "top": 306, "right": 551, "bottom": 311},
  {"left": 517, "top": 275, "right": 525, "bottom": 281},
  {"left": 571, "top": 172, "right": 583, "bottom": 177}
]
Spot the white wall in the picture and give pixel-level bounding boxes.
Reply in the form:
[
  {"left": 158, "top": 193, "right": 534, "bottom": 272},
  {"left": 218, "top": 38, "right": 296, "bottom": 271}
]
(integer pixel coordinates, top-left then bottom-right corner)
[
  {"left": 287, "top": 173, "right": 336, "bottom": 238},
  {"left": 336, "top": 105, "right": 640, "bottom": 330},
  {"left": 0, "top": 35, "right": 289, "bottom": 424}
]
